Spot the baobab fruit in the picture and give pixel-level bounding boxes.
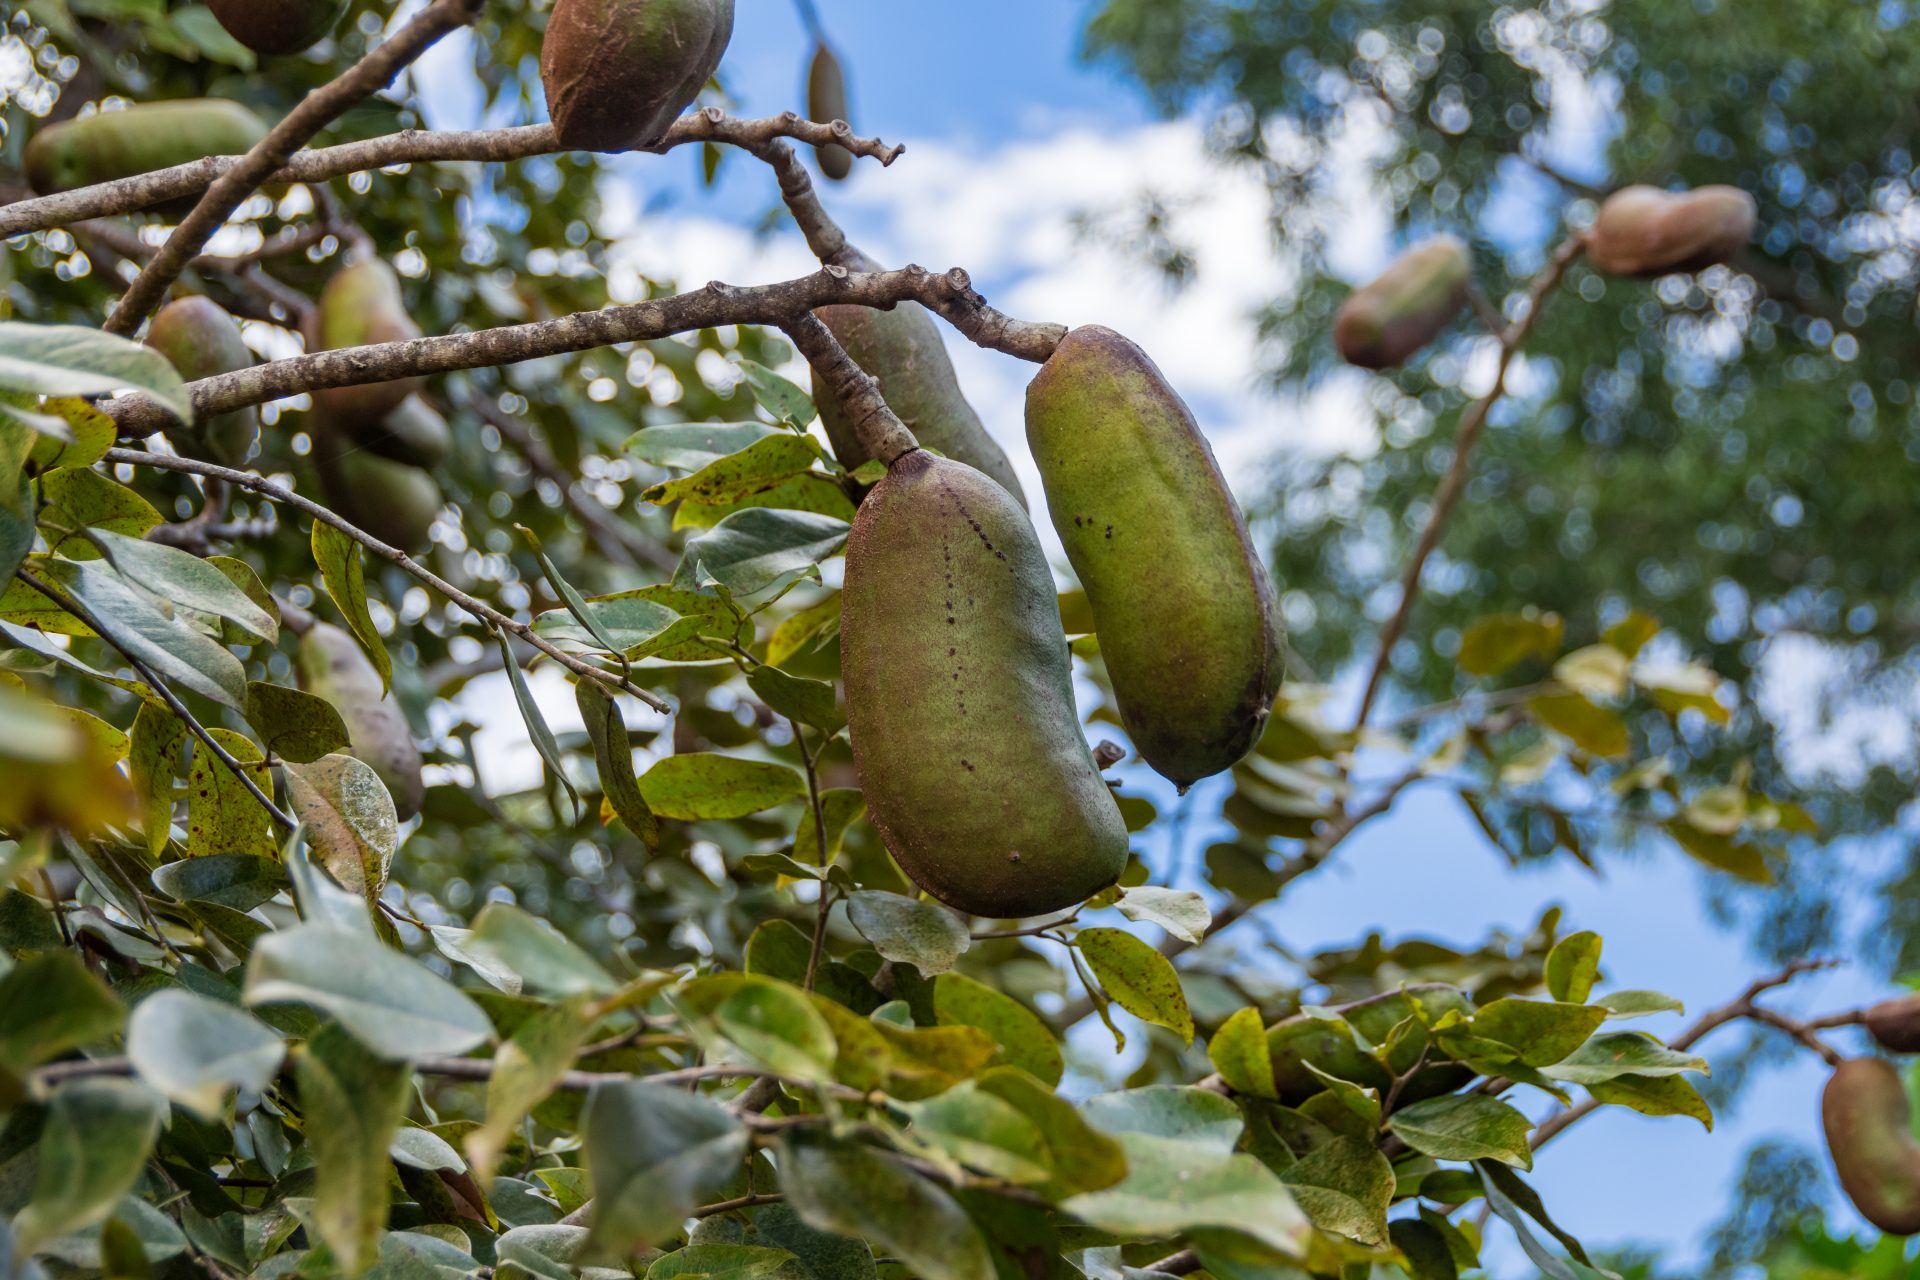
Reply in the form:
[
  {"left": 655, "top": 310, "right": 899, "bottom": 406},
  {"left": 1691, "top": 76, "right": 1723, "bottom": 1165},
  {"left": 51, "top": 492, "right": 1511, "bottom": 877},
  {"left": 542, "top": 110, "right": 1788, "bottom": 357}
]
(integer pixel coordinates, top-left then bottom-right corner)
[
  {"left": 1586, "top": 184, "right": 1756, "bottom": 278},
  {"left": 144, "top": 296, "right": 259, "bottom": 468},
  {"left": 1025, "top": 326, "right": 1280, "bottom": 788},
  {"left": 807, "top": 42, "right": 853, "bottom": 181},
  {"left": 1821, "top": 1057, "right": 1920, "bottom": 1236},
  {"left": 208, "top": 0, "right": 348, "bottom": 55},
  {"left": 297, "top": 622, "right": 425, "bottom": 821},
  {"left": 813, "top": 249, "right": 1026, "bottom": 507},
  {"left": 540, "top": 0, "right": 736, "bottom": 152},
  {"left": 1866, "top": 994, "right": 1920, "bottom": 1054},
  {"left": 24, "top": 99, "right": 269, "bottom": 195},
  {"left": 311, "top": 427, "right": 442, "bottom": 555},
  {"left": 1333, "top": 235, "right": 1472, "bottom": 370},
  {"left": 308, "top": 259, "right": 426, "bottom": 427},
  {"left": 349, "top": 395, "right": 452, "bottom": 469},
  {"left": 840, "top": 450, "right": 1128, "bottom": 917}
]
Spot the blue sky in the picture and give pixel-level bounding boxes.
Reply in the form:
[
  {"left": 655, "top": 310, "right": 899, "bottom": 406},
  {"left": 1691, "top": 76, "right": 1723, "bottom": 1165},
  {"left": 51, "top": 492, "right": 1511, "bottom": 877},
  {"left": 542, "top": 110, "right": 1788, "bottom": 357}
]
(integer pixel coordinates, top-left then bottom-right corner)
[{"left": 419, "top": 3, "right": 1889, "bottom": 1270}]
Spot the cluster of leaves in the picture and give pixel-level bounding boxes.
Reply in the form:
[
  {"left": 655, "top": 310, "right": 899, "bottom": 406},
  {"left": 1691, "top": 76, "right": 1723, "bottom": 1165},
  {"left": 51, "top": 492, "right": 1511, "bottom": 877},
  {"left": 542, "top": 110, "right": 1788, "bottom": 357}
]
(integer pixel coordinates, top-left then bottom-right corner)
[{"left": 0, "top": 2, "right": 1840, "bottom": 1278}]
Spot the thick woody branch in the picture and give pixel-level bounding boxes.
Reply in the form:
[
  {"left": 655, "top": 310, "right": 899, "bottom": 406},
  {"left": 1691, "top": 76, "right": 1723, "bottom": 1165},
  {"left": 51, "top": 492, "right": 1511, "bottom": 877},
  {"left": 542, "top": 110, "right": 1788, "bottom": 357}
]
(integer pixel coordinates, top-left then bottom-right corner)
[
  {"left": 103, "top": 266, "right": 1046, "bottom": 438},
  {"left": 103, "top": 0, "right": 482, "bottom": 335},
  {"left": 100, "top": 447, "right": 673, "bottom": 714},
  {"left": 1352, "top": 234, "right": 1587, "bottom": 731},
  {"left": 1, "top": 110, "right": 903, "bottom": 241},
  {"left": 783, "top": 313, "right": 917, "bottom": 462}
]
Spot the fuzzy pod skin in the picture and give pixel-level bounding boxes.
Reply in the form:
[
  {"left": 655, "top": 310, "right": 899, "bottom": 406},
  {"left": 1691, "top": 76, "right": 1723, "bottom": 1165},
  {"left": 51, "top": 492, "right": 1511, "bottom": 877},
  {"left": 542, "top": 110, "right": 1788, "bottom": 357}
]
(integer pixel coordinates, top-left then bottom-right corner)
[
  {"left": 807, "top": 42, "right": 853, "bottom": 181},
  {"left": 1587, "top": 184, "right": 1757, "bottom": 278},
  {"left": 540, "top": 0, "right": 735, "bottom": 153},
  {"left": 296, "top": 622, "right": 425, "bottom": 821},
  {"left": 1822, "top": 1058, "right": 1920, "bottom": 1236},
  {"left": 841, "top": 449, "right": 1128, "bottom": 918},
  {"left": 311, "top": 426, "right": 443, "bottom": 554},
  {"left": 24, "top": 99, "right": 269, "bottom": 195},
  {"left": 1333, "top": 235, "right": 1472, "bottom": 370},
  {"left": 346, "top": 395, "right": 452, "bottom": 468},
  {"left": 1025, "top": 326, "right": 1280, "bottom": 789},
  {"left": 1867, "top": 995, "right": 1920, "bottom": 1054},
  {"left": 812, "top": 250, "right": 1026, "bottom": 507},
  {"left": 307, "top": 259, "right": 426, "bottom": 427},
  {"left": 208, "top": 0, "right": 348, "bottom": 55},
  {"left": 144, "top": 297, "right": 259, "bottom": 468}
]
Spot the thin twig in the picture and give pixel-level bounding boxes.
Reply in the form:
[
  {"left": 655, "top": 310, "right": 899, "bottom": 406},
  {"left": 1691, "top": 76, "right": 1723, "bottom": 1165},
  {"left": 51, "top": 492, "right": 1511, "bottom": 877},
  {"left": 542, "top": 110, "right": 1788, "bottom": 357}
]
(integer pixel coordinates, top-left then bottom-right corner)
[
  {"left": 792, "top": 720, "right": 835, "bottom": 993},
  {"left": 101, "top": 448, "right": 672, "bottom": 713},
  {"left": 103, "top": 0, "right": 482, "bottom": 334},
  {"left": 1352, "top": 233, "right": 1588, "bottom": 731}
]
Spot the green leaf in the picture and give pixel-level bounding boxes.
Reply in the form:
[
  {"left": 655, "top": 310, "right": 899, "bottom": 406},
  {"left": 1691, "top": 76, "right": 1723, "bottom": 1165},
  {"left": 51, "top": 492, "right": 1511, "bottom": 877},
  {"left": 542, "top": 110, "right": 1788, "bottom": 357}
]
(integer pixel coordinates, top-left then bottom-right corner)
[
  {"left": 1276, "top": 1135, "right": 1394, "bottom": 1247},
  {"left": 285, "top": 830, "right": 376, "bottom": 934},
  {"left": 185, "top": 727, "right": 276, "bottom": 858},
  {"left": 777, "top": 1133, "right": 994, "bottom": 1280},
  {"left": 1387, "top": 1095, "right": 1533, "bottom": 1170},
  {"left": 466, "top": 996, "right": 596, "bottom": 1185},
  {"left": 1063, "top": 1131, "right": 1311, "bottom": 1259},
  {"left": 1593, "top": 989, "right": 1685, "bottom": 1020},
  {"left": 767, "top": 593, "right": 841, "bottom": 667},
  {"left": 871, "top": 1018, "right": 997, "bottom": 1100},
  {"left": 903, "top": 1081, "right": 1056, "bottom": 1183},
  {"left": 285, "top": 754, "right": 397, "bottom": 903},
  {"left": 651, "top": 1244, "right": 809, "bottom": 1280},
  {"left": 674, "top": 509, "right": 849, "bottom": 598},
  {"left": 748, "top": 663, "right": 846, "bottom": 734},
  {"left": 1543, "top": 1032, "right": 1709, "bottom": 1084},
  {"left": 518, "top": 523, "right": 627, "bottom": 668},
  {"left": 1081, "top": 1085, "right": 1243, "bottom": 1152},
  {"left": 88, "top": 528, "right": 276, "bottom": 643},
  {"left": 682, "top": 973, "right": 839, "bottom": 1081},
  {"left": 1115, "top": 885, "right": 1210, "bottom": 945},
  {"left": 847, "top": 891, "right": 969, "bottom": 976},
  {"left": 1457, "top": 611, "right": 1563, "bottom": 676},
  {"left": 150, "top": 854, "right": 287, "bottom": 911},
  {"left": 0, "top": 321, "right": 192, "bottom": 423},
  {"left": 676, "top": 470, "right": 860, "bottom": 529},
  {"left": 243, "top": 682, "right": 349, "bottom": 764},
  {"left": 933, "top": 973, "right": 1064, "bottom": 1088},
  {"left": 1390, "top": 1218, "right": 1461, "bottom": 1280},
  {"left": 464, "top": 901, "right": 618, "bottom": 997},
  {"left": 583, "top": 1081, "right": 751, "bottom": 1257},
  {"left": 576, "top": 680, "right": 662, "bottom": 852},
  {"left": 1527, "top": 692, "right": 1629, "bottom": 758},
  {"left": 737, "top": 360, "right": 817, "bottom": 427},
  {"left": 750, "top": 1200, "right": 879, "bottom": 1280},
  {"left": 1585, "top": 1073, "right": 1713, "bottom": 1128},
  {"left": 1077, "top": 928, "right": 1194, "bottom": 1045},
  {"left": 128, "top": 701, "right": 185, "bottom": 856},
  {"left": 33, "top": 557, "right": 246, "bottom": 707},
  {"left": 1544, "top": 931, "right": 1602, "bottom": 1004},
  {"left": 494, "top": 629, "right": 582, "bottom": 821},
  {"left": 297, "top": 1021, "right": 414, "bottom": 1277},
  {"left": 974, "top": 1067, "right": 1126, "bottom": 1197},
  {"left": 12, "top": 1079, "right": 167, "bottom": 1256},
  {"left": 168, "top": 3, "right": 258, "bottom": 66},
  {"left": 535, "top": 590, "right": 686, "bottom": 658},
  {"left": 644, "top": 434, "right": 821, "bottom": 505},
  {"left": 1461, "top": 999, "right": 1608, "bottom": 1068},
  {"left": 38, "top": 469, "right": 162, "bottom": 558},
  {"left": 626, "top": 421, "right": 784, "bottom": 472},
  {"left": 244, "top": 924, "right": 494, "bottom": 1058},
  {"left": 311, "top": 521, "right": 392, "bottom": 695},
  {"left": 496, "top": 1224, "right": 593, "bottom": 1279},
  {"left": 1208, "top": 1007, "right": 1278, "bottom": 1100},
  {"left": 1665, "top": 820, "right": 1773, "bottom": 884},
  {"left": 1476, "top": 1162, "right": 1600, "bottom": 1274},
  {"left": 641, "top": 752, "right": 808, "bottom": 821},
  {"left": 126, "top": 989, "right": 283, "bottom": 1118}
]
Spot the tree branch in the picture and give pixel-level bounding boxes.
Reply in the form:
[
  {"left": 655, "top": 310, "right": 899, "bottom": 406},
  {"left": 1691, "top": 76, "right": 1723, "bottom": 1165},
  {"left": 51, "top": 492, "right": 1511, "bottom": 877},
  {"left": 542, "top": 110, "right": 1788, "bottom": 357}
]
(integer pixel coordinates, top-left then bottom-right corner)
[
  {"left": 783, "top": 312, "right": 917, "bottom": 462},
  {"left": 1352, "top": 233, "right": 1587, "bottom": 731},
  {"left": 102, "top": 266, "right": 1055, "bottom": 438},
  {"left": 1, "top": 110, "right": 904, "bottom": 241},
  {"left": 100, "top": 447, "right": 672, "bottom": 714},
  {"left": 102, "top": 0, "right": 482, "bottom": 335}
]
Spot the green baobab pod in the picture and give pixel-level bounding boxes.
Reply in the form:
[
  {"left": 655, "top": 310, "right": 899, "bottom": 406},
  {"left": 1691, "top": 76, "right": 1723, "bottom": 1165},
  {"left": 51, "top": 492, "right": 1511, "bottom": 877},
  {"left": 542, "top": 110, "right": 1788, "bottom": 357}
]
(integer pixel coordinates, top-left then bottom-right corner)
[
  {"left": 1866, "top": 995, "right": 1920, "bottom": 1054},
  {"left": 311, "top": 427, "right": 442, "bottom": 555},
  {"left": 208, "top": 0, "right": 349, "bottom": 55},
  {"left": 812, "top": 250, "right": 1026, "bottom": 507},
  {"left": 1025, "top": 326, "right": 1280, "bottom": 788},
  {"left": 807, "top": 42, "right": 853, "bottom": 181},
  {"left": 347, "top": 395, "right": 452, "bottom": 468},
  {"left": 297, "top": 621, "right": 425, "bottom": 821},
  {"left": 24, "top": 99, "right": 269, "bottom": 195},
  {"left": 144, "top": 296, "right": 259, "bottom": 468},
  {"left": 1333, "top": 235, "right": 1472, "bottom": 370},
  {"left": 841, "top": 450, "right": 1127, "bottom": 918},
  {"left": 540, "top": 0, "right": 736, "bottom": 152},
  {"left": 1822, "top": 1058, "right": 1920, "bottom": 1236},
  {"left": 1587, "top": 184, "right": 1756, "bottom": 278},
  {"left": 308, "top": 259, "right": 426, "bottom": 427}
]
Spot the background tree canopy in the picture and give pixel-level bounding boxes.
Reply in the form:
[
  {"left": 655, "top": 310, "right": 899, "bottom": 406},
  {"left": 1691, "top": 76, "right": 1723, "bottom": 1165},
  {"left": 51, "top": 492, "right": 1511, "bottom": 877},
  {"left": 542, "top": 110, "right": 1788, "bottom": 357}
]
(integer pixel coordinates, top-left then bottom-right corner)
[{"left": 0, "top": 0, "right": 1911, "bottom": 1277}]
